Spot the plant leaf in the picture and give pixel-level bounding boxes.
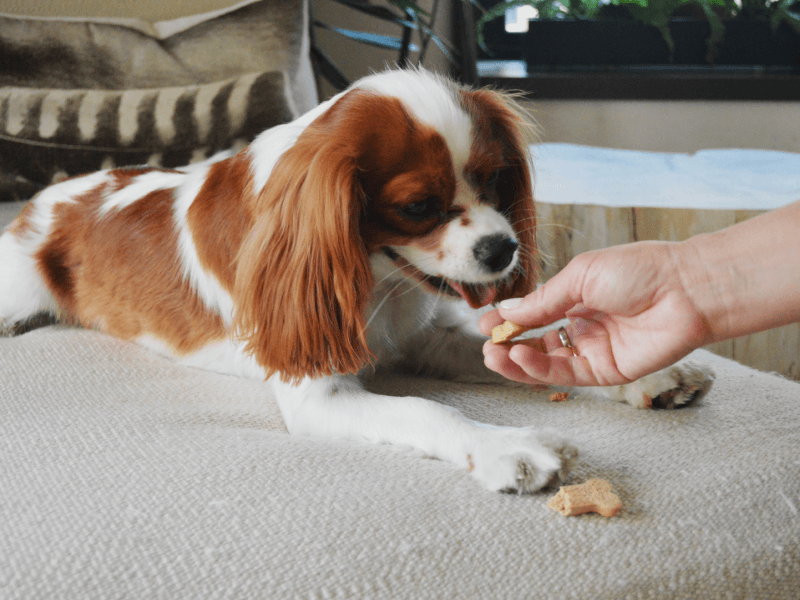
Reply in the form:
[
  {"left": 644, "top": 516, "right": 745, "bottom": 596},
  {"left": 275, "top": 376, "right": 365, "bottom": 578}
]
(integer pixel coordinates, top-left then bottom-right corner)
[
  {"left": 613, "top": 0, "right": 683, "bottom": 56},
  {"left": 778, "top": 8, "right": 800, "bottom": 34},
  {"left": 772, "top": 0, "right": 800, "bottom": 34}
]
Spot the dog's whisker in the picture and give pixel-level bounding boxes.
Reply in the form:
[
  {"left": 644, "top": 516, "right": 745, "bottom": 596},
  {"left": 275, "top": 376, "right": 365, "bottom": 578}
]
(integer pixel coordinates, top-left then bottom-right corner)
[
  {"left": 364, "top": 278, "right": 408, "bottom": 331},
  {"left": 375, "top": 264, "right": 410, "bottom": 286},
  {"left": 394, "top": 274, "right": 438, "bottom": 299}
]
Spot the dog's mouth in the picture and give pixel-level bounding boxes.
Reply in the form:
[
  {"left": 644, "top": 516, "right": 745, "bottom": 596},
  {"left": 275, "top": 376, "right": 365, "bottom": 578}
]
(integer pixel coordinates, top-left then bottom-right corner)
[{"left": 382, "top": 247, "right": 499, "bottom": 309}]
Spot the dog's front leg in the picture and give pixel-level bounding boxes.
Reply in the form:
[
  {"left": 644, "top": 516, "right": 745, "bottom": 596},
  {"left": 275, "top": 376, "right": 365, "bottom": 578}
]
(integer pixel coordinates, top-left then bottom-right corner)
[
  {"left": 270, "top": 374, "right": 577, "bottom": 493},
  {"left": 399, "top": 326, "right": 511, "bottom": 384},
  {"left": 393, "top": 304, "right": 510, "bottom": 384}
]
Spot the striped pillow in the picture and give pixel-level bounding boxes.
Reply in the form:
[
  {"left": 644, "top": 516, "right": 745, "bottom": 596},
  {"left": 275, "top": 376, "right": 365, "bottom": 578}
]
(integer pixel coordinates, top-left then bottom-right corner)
[{"left": 0, "top": 72, "right": 293, "bottom": 197}]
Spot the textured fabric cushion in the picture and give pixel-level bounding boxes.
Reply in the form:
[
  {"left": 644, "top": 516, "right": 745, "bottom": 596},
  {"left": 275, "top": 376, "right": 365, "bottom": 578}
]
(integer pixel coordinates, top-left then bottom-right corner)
[
  {"left": 1, "top": 328, "right": 798, "bottom": 599},
  {"left": 0, "top": 0, "right": 316, "bottom": 201},
  {"left": 2, "top": 203, "right": 799, "bottom": 599}
]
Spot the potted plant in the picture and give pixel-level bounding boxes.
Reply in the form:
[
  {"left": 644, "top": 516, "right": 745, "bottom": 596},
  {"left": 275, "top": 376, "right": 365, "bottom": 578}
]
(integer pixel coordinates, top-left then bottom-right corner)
[{"left": 476, "top": 0, "right": 800, "bottom": 68}]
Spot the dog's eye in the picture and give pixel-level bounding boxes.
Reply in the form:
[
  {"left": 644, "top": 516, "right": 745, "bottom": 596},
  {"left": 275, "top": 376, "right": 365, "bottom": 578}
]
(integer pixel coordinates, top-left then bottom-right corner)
[
  {"left": 400, "top": 197, "right": 441, "bottom": 222},
  {"left": 479, "top": 170, "right": 503, "bottom": 205}
]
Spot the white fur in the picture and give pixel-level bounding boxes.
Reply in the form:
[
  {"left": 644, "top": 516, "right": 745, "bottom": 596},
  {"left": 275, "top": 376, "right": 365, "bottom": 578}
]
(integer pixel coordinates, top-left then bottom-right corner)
[
  {"left": 98, "top": 170, "right": 185, "bottom": 216},
  {"left": 172, "top": 164, "right": 236, "bottom": 324},
  {"left": 0, "top": 230, "right": 60, "bottom": 326},
  {"left": 0, "top": 171, "right": 112, "bottom": 327},
  {"left": 401, "top": 203, "right": 519, "bottom": 283}
]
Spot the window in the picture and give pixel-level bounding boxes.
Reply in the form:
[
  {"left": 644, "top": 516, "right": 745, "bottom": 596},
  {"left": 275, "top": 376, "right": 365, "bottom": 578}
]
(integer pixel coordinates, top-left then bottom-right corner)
[{"left": 475, "top": 0, "right": 800, "bottom": 100}]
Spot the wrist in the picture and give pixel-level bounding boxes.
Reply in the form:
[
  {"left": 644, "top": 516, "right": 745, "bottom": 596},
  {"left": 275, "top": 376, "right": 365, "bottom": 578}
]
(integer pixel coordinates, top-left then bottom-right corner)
[{"left": 670, "top": 235, "right": 732, "bottom": 345}]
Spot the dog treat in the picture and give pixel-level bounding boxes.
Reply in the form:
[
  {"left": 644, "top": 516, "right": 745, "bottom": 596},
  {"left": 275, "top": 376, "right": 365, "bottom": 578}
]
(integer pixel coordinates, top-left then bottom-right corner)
[
  {"left": 548, "top": 392, "right": 569, "bottom": 402},
  {"left": 491, "top": 320, "right": 531, "bottom": 344},
  {"left": 547, "top": 478, "right": 622, "bottom": 518}
]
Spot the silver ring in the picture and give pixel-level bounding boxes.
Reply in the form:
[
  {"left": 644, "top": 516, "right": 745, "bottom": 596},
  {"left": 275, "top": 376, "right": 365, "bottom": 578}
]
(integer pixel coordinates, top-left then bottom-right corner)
[{"left": 558, "top": 326, "right": 578, "bottom": 356}]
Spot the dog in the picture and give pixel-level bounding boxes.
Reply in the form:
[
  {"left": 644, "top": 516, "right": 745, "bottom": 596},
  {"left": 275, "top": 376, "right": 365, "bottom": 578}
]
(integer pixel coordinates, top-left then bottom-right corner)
[{"left": 0, "top": 69, "right": 712, "bottom": 493}]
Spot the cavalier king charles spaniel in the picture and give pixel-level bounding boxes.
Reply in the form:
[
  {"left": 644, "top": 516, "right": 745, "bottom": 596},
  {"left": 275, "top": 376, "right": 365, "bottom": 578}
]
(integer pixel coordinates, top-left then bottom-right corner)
[{"left": 0, "top": 69, "right": 712, "bottom": 493}]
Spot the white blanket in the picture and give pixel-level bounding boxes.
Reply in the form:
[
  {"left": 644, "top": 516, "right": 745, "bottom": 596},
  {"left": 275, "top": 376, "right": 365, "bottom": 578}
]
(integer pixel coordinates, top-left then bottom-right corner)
[{"left": 533, "top": 143, "right": 800, "bottom": 210}]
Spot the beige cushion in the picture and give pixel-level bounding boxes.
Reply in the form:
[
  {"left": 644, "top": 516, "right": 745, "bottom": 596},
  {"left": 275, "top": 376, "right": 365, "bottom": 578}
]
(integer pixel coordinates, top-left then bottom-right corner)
[{"left": 1, "top": 323, "right": 799, "bottom": 598}]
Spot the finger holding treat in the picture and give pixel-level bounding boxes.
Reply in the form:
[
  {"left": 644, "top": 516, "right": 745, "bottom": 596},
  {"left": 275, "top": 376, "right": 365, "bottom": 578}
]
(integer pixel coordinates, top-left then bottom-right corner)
[
  {"left": 478, "top": 286, "right": 575, "bottom": 338},
  {"left": 482, "top": 274, "right": 630, "bottom": 387},
  {"left": 483, "top": 321, "right": 603, "bottom": 388}
]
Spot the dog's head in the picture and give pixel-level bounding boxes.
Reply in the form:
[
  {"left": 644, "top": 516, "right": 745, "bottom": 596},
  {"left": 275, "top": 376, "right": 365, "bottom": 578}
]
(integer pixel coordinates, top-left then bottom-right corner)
[{"left": 234, "top": 69, "right": 538, "bottom": 381}]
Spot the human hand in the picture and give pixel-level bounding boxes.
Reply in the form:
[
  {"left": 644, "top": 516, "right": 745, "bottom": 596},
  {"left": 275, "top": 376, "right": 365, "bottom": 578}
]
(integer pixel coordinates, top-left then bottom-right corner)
[{"left": 481, "top": 241, "right": 712, "bottom": 387}]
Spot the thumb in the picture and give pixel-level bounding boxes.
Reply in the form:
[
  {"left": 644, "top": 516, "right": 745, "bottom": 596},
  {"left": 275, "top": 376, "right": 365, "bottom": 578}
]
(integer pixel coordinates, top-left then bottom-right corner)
[{"left": 498, "top": 260, "right": 586, "bottom": 327}]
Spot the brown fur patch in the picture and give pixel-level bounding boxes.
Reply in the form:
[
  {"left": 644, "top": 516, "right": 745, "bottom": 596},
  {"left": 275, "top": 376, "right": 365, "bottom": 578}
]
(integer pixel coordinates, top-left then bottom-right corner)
[
  {"left": 187, "top": 153, "right": 255, "bottom": 291},
  {"left": 357, "top": 104, "right": 457, "bottom": 253},
  {"left": 36, "top": 176, "right": 225, "bottom": 354},
  {"left": 233, "top": 90, "right": 386, "bottom": 381}
]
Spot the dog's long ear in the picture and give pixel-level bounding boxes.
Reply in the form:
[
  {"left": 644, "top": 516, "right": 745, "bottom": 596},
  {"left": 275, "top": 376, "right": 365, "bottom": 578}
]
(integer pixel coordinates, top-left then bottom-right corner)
[
  {"left": 462, "top": 88, "right": 539, "bottom": 300},
  {"left": 233, "top": 91, "right": 375, "bottom": 383}
]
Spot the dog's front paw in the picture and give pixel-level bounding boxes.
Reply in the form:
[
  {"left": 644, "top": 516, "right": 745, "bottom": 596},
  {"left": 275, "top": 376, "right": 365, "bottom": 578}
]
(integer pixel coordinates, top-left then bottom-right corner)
[
  {"left": 616, "top": 362, "right": 715, "bottom": 409},
  {"left": 468, "top": 427, "right": 578, "bottom": 493}
]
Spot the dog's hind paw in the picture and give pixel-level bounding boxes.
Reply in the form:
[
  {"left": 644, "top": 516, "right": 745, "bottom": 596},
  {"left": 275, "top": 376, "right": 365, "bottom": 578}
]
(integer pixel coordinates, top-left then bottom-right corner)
[{"left": 611, "top": 362, "right": 715, "bottom": 409}]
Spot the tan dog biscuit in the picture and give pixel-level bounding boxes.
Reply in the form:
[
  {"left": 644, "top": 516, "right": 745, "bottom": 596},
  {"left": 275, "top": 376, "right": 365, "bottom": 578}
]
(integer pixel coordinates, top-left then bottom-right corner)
[
  {"left": 547, "top": 478, "right": 622, "bottom": 517},
  {"left": 548, "top": 392, "right": 569, "bottom": 402},
  {"left": 491, "top": 320, "right": 531, "bottom": 344}
]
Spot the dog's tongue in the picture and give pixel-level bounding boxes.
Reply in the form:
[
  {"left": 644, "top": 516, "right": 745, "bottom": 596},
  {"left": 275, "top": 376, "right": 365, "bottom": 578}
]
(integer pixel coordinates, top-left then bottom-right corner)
[{"left": 449, "top": 282, "right": 497, "bottom": 309}]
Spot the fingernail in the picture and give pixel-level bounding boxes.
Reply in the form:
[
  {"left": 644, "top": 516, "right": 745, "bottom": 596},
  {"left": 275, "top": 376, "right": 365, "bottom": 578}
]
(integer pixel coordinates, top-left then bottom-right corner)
[{"left": 499, "top": 298, "right": 523, "bottom": 310}]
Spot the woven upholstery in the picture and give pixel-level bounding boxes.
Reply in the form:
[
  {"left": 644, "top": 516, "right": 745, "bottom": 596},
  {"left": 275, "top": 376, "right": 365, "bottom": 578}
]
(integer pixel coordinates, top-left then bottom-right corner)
[{"left": 1, "top": 198, "right": 798, "bottom": 599}]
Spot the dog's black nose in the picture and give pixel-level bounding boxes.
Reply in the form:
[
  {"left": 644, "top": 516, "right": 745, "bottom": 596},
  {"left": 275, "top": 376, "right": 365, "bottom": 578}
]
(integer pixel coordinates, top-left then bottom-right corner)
[{"left": 473, "top": 234, "right": 518, "bottom": 273}]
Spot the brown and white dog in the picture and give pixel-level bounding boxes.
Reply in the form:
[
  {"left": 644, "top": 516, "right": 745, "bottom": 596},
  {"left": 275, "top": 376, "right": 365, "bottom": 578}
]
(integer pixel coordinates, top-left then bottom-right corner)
[{"left": 0, "top": 69, "right": 711, "bottom": 492}]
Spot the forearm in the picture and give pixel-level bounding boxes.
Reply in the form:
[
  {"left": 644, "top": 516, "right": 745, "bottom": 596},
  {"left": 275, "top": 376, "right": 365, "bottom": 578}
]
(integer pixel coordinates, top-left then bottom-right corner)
[{"left": 674, "top": 199, "right": 800, "bottom": 344}]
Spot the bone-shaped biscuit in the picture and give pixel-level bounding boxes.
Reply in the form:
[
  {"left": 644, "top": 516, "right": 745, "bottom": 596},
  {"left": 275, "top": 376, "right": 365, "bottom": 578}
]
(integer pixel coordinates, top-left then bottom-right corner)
[
  {"left": 491, "top": 320, "right": 531, "bottom": 344},
  {"left": 547, "top": 478, "right": 622, "bottom": 517}
]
